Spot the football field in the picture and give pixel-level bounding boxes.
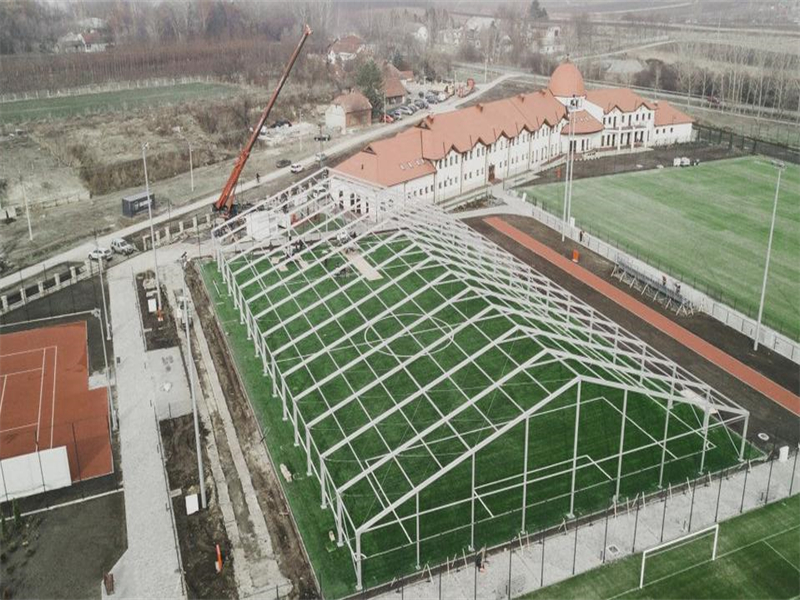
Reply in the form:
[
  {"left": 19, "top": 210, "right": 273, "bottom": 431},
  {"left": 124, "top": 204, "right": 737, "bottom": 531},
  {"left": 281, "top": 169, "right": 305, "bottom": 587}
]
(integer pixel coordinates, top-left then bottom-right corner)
[
  {"left": 518, "top": 156, "right": 800, "bottom": 341},
  {"left": 202, "top": 207, "right": 755, "bottom": 596},
  {"left": 521, "top": 494, "right": 800, "bottom": 600}
]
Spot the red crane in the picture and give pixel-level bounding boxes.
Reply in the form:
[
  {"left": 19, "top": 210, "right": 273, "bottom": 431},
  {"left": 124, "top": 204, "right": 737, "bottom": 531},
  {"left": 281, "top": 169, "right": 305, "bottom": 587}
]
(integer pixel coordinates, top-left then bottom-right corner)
[{"left": 213, "top": 25, "right": 312, "bottom": 217}]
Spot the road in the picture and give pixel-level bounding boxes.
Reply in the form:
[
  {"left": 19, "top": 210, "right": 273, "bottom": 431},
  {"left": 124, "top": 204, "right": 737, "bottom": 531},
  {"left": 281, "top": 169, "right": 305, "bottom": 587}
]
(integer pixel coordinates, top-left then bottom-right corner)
[{"left": 0, "top": 73, "right": 514, "bottom": 292}]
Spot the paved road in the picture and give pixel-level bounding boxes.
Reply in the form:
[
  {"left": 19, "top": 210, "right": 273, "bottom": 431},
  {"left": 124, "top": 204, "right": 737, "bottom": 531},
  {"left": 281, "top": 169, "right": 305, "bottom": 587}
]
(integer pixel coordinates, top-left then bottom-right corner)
[{"left": 0, "top": 74, "right": 514, "bottom": 293}]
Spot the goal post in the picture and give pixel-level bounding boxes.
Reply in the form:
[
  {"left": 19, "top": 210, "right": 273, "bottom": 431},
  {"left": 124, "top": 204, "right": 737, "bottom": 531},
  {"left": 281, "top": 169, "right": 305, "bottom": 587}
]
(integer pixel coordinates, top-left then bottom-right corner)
[{"left": 639, "top": 523, "right": 719, "bottom": 589}]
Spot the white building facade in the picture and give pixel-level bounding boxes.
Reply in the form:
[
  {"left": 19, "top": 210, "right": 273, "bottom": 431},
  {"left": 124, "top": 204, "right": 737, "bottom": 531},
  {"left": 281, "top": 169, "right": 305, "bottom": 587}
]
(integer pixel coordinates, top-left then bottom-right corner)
[{"left": 333, "top": 61, "right": 694, "bottom": 215}]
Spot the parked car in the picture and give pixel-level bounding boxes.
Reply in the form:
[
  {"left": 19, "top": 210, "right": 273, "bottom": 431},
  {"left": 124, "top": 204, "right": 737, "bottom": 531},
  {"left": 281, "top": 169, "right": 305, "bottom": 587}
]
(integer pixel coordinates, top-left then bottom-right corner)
[
  {"left": 315, "top": 152, "right": 327, "bottom": 164},
  {"left": 389, "top": 110, "right": 403, "bottom": 121},
  {"left": 381, "top": 113, "right": 395, "bottom": 123},
  {"left": 414, "top": 99, "right": 428, "bottom": 109},
  {"left": 396, "top": 105, "right": 414, "bottom": 115},
  {"left": 425, "top": 94, "right": 439, "bottom": 104},
  {"left": 111, "top": 238, "right": 135, "bottom": 255},
  {"left": 269, "top": 119, "right": 292, "bottom": 129},
  {"left": 290, "top": 163, "right": 304, "bottom": 173},
  {"left": 314, "top": 133, "right": 331, "bottom": 142},
  {"left": 276, "top": 158, "right": 292, "bottom": 168},
  {"left": 88, "top": 247, "right": 112, "bottom": 261}
]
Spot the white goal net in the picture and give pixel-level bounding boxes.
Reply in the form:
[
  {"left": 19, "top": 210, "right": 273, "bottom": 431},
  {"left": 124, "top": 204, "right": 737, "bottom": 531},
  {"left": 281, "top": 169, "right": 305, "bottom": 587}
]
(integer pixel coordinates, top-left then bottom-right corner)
[{"left": 640, "top": 523, "right": 719, "bottom": 589}]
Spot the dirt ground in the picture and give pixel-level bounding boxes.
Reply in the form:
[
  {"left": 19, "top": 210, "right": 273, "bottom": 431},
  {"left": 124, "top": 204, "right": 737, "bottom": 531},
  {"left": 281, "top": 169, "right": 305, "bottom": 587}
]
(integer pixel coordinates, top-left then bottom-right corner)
[
  {"left": 186, "top": 264, "right": 317, "bottom": 599},
  {"left": 0, "top": 491, "right": 126, "bottom": 600},
  {"left": 466, "top": 215, "right": 800, "bottom": 448},
  {"left": 0, "top": 134, "right": 89, "bottom": 209},
  {"left": 160, "top": 415, "right": 237, "bottom": 599},
  {"left": 135, "top": 271, "right": 180, "bottom": 351}
]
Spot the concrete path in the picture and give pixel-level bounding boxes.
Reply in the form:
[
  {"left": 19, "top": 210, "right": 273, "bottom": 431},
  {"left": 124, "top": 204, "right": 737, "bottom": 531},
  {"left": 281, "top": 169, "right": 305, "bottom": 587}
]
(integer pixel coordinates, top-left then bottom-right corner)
[
  {"left": 0, "top": 74, "right": 514, "bottom": 293},
  {"left": 105, "top": 252, "right": 184, "bottom": 598},
  {"left": 161, "top": 257, "right": 291, "bottom": 598}
]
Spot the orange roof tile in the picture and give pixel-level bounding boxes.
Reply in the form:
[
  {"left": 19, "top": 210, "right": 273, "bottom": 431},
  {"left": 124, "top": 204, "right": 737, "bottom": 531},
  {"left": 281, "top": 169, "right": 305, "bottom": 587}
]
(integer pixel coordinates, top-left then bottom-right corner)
[
  {"left": 332, "top": 90, "right": 372, "bottom": 113},
  {"left": 567, "top": 110, "right": 604, "bottom": 134},
  {"left": 586, "top": 88, "right": 654, "bottom": 113},
  {"left": 334, "top": 128, "right": 434, "bottom": 187},
  {"left": 384, "top": 77, "right": 407, "bottom": 99},
  {"left": 653, "top": 101, "right": 694, "bottom": 126},
  {"left": 548, "top": 60, "right": 586, "bottom": 98}
]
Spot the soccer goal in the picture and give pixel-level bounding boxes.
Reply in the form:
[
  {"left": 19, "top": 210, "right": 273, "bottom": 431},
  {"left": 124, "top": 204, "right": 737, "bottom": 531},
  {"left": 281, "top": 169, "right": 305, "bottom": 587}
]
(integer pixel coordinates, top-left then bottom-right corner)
[{"left": 639, "top": 524, "right": 719, "bottom": 589}]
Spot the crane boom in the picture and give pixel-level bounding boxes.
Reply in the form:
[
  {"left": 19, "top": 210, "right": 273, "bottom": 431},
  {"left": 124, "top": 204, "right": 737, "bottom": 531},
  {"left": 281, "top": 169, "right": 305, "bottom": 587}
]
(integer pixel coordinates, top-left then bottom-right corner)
[{"left": 213, "top": 24, "right": 312, "bottom": 215}]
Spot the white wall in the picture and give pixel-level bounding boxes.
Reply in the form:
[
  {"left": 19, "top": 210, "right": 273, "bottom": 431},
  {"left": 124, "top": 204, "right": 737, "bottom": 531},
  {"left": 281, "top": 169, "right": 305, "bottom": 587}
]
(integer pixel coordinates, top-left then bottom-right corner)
[
  {"left": 325, "top": 105, "right": 346, "bottom": 134},
  {"left": 653, "top": 123, "right": 693, "bottom": 146},
  {"left": 0, "top": 447, "right": 72, "bottom": 501}
]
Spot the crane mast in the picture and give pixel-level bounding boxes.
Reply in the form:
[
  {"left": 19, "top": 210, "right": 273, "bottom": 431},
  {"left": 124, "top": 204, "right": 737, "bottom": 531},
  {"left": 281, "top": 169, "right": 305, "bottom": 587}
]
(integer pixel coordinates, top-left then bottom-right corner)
[{"left": 213, "top": 24, "right": 312, "bottom": 217}]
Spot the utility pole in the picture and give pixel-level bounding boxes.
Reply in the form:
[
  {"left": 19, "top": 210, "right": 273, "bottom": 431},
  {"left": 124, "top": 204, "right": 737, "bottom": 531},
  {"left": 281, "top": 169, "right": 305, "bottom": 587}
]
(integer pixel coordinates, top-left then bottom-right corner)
[
  {"left": 561, "top": 100, "right": 576, "bottom": 242},
  {"left": 754, "top": 161, "right": 785, "bottom": 351},
  {"left": 182, "top": 261, "right": 207, "bottom": 509},
  {"left": 142, "top": 143, "right": 163, "bottom": 314},
  {"left": 188, "top": 140, "right": 194, "bottom": 192},
  {"left": 19, "top": 170, "right": 33, "bottom": 241},
  {"left": 98, "top": 254, "right": 111, "bottom": 342}
]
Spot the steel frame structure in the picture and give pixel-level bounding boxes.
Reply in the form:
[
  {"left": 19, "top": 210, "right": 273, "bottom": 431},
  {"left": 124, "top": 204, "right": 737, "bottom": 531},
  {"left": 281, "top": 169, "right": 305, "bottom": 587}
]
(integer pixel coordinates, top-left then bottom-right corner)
[{"left": 212, "top": 170, "right": 751, "bottom": 591}]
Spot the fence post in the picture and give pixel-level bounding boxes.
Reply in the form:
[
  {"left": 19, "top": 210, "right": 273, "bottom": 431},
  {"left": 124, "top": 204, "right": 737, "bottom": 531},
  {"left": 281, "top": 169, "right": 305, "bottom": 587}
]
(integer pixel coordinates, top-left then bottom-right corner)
[
  {"left": 740, "top": 464, "right": 749, "bottom": 513},
  {"left": 790, "top": 449, "right": 798, "bottom": 496},
  {"left": 714, "top": 469, "right": 724, "bottom": 522},
  {"left": 764, "top": 455, "right": 775, "bottom": 504},
  {"left": 507, "top": 543, "right": 513, "bottom": 599}
]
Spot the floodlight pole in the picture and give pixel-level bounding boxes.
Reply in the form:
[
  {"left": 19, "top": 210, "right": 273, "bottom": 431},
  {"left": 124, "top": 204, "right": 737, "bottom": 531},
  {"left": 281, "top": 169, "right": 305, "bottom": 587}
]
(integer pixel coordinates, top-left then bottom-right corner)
[
  {"left": 182, "top": 262, "right": 207, "bottom": 509},
  {"left": 753, "top": 163, "right": 783, "bottom": 351},
  {"left": 568, "top": 379, "right": 582, "bottom": 518},
  {"left": 561, "top": 103, "right": 576, "bottom": 242},
  {"left": 142, "top": 143, "right": 162, "bottom": 313},
  {"left": 98, "top": 256, "right": 111, "bottom": 341}
]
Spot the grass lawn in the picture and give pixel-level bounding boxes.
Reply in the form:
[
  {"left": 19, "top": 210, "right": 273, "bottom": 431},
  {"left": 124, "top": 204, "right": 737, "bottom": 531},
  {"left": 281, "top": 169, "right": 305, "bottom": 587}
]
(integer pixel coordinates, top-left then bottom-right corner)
[
  {"left": 201, "top": 223, "right": 756, "bottom": 595},
  {"left": 520, "top": 494, "right": 800, "bottom": 600},
  {"left": 1, "top": 82, "right": 238, "bottom": 123},
  {"left": 518, "top": 156, "right": 800, "bottom": 340}
]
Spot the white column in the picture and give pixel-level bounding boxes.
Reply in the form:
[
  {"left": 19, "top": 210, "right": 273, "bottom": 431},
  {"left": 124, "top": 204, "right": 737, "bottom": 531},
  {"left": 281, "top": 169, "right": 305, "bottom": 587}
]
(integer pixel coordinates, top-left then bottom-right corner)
[
  {"left": 615, "top": 390, "right": 629, "bottom": 500},
  {"left": 657, "top": 398, "right": 673, "bottom": 488},
  {"left": 568, "top": 380, "right": 582, "bottom": 518},
  {"left": 470, "top": 453, "right": 476, "bottom": 551},
  {"left": 699, "top": 406, "right": 711, "bottom": 473},
  {"left": 415, "top": 492, "right": 421, "bottom": 569},
  {"left": 521, "top": 416, "right": 531, "bottom": 532}
]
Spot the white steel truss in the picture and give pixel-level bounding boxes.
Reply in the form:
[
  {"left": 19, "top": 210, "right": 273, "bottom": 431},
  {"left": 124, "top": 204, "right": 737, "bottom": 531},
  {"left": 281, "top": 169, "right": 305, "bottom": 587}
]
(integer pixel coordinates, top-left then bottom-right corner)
[{"left": 212, "top": 171, "right": 752, "bottom": 591}]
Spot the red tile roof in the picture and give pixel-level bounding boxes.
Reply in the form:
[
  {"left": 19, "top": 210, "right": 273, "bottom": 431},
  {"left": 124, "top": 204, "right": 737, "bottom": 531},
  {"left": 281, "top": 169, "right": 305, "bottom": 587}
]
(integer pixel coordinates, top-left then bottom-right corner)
[
  {"left": 586, "top": 88, "right": 654, "bottom": 114},
  {"left": 332, "top": 90, "right": 372, "bottom": 113},
  {"left": 548, "top": 60, "right": 586, "bottom": 98},
  {"left": 384, "top": 77, "right": 407, "bottom": 100},
  {"left": 567, "top": 110, "right": 604, "bottom": 134},
  {"left": 653, "top": 101, "right": 694, "bottom": 126},
  {"left": 335, "top": 128, "right": 435, "bottom": 187},
  {"left": 329, "top": 35, "right": 365, "bottom": 55},
  {"left": 335, "top": 88, "right": 566, "bottom": 186}
]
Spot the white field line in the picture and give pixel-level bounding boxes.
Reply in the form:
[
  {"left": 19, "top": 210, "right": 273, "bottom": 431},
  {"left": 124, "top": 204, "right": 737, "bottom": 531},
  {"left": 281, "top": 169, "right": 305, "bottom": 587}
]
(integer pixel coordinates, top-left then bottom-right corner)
[
  {"left": 36, "top": 347, "right": 46, "bottom": 446},
  {"left": 0, "top": 375, "right": 7, "bottom": 428},
  {"left": 763, "top": 540, "right": 800, "bottom": 574},
  {"left": 0, "top": 367, "right": 44, "bottom": 378},
  {"left": 610, "top": 524, "right": 800, "bottom": 599},
  {"left": 50, "top": 346, "right": 58, "bottom": 447},
  {"left": 0, "top": 421, "right": 38, "bottom": 434},
  {"left": 0, "top": 345, "right": 57, "bottom": 359}
]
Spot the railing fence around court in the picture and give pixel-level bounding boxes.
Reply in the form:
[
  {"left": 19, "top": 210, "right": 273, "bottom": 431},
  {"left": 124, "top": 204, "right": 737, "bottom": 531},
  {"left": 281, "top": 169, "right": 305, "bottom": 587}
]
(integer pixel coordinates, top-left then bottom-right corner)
[{"left": 506, "top": 191, "right": 800, "bottom": 364}]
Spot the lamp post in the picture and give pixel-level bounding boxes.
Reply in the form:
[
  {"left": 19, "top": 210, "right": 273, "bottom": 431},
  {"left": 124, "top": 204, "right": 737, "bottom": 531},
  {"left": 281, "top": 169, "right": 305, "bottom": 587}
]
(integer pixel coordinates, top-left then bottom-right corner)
[
  {"left": 18, "top": 170, "right": 33, "bottom": 242},
  {"left": 188, "top": 140, "right": 194, "bottom": 192},
  {"left": 561, "top": 98, "right": 577, "bottom": 242},
  {"left": 142, "top": 143, "right": 162, "bottom": 314},
  {"left": 753, "top": 160, "right": 785, "bottom": 351}
]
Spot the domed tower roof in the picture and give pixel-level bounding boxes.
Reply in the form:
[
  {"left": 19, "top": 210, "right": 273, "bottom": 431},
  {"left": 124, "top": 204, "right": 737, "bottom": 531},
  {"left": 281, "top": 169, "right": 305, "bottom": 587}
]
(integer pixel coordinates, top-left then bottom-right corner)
[{"left": 548, "top": 60, "right": 586, "bottom": 98}]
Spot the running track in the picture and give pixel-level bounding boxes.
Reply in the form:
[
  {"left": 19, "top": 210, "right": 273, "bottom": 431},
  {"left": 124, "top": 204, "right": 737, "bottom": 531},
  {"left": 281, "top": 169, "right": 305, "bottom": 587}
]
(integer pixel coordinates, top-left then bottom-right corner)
[{"left": 484, "top": 217, "right": 800, "bottom": 417}]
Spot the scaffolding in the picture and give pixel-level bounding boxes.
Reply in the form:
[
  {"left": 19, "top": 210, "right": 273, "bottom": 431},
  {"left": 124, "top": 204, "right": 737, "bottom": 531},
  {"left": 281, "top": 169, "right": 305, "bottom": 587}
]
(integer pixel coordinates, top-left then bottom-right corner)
[{"left": 212, "top": 170, "right": 751, "bottom": 591}]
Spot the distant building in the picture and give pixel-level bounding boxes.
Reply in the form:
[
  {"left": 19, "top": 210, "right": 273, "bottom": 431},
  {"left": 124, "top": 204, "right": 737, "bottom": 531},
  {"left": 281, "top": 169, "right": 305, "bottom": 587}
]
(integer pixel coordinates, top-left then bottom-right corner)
[
  {"left": 381, "top": 63, "right": 409, "bottom": 107},
  {"left": 327, "top": 35, "right": 366, "bottom": 64},
  {"left": 332, "top": 60, "right": 693, "bottom": 212},
  {"left": 56, "top": 29, "right": 112, "bottom": 53},
  {"left": 325, "top": 91, "right": 372, "bottom": 134},
  {"left": 530, "top": 25, "right": 564, "bottom": 56}
]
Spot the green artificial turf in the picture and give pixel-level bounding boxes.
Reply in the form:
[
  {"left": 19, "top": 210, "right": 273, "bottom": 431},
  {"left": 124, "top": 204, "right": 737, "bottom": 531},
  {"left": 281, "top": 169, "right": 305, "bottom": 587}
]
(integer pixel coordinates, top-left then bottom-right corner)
[
  {"left": 520, "top": 494, "right": 800, "bottom": 600},
  {"left": 518, "top": 156, "right": 800, "bottom": 340},
  {"left": 1, "top": 82, "right": 238, "bottom": 123},
  {"left": 201, "top": 228, "right": 756, "bottom": 596}
]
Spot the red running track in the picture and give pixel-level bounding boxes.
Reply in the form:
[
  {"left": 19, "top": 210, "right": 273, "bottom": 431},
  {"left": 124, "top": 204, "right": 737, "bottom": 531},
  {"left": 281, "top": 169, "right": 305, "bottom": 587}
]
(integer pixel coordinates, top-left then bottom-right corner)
[{"left": 485, "top": 217, "right": 800, "bottom": 417}]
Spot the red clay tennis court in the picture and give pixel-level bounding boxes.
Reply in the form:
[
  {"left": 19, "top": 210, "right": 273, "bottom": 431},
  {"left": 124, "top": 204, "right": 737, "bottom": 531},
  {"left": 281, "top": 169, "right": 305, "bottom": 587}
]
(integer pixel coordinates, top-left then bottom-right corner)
[{"left": 0, "top": 321, "right": 113, "bottom": 483}]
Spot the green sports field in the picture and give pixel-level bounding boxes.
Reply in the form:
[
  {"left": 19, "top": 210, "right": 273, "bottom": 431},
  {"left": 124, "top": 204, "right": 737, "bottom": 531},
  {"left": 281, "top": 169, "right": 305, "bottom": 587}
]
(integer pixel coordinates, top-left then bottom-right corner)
[
  {"left": 521, "top": 494, "right": 800, "bottom": 600},
  {"left": 201, "top": 217, "right": 756, "bottom": 596},
  {"left": 0, "top": 82, "right": 237, "bottom": 123},
  {"left": 518, "top": 156, "right": 800, "bottom": 340}
]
